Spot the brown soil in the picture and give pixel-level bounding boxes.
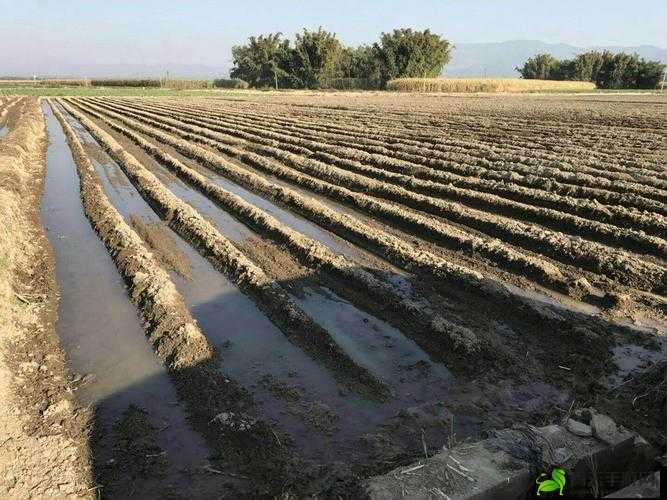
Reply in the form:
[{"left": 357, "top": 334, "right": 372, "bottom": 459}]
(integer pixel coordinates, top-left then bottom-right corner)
[
  {"left": 4, "top": 93, "right": 662, "bottom": 498},
  {"left": 0, "top": 98, "right": 92, "bottom": 497},
  {"left": 129, "top": 214, "right": 193, "bottom": 280}
]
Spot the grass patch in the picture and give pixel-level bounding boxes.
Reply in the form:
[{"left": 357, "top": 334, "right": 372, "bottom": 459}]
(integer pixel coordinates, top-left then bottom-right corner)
[{"left": 0, "top": 86, "right": 250, "bottom": 97}]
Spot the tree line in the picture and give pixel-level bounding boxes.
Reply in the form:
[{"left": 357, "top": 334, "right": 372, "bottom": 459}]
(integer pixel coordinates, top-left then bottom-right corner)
[
  {"left": 230, "top": 28, "right": 452, "bottom": 89},
  {"left": 516, "top": 51, "right": 665, "bottom": 89}
]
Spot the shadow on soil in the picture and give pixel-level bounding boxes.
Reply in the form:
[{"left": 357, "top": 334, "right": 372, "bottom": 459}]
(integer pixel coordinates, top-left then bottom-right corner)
[
  {"left": 78, "top": 273, "right": 666, "bottom": 499},
  {"left": 41, "top": 100, "right": 665, "bottom": 498}
]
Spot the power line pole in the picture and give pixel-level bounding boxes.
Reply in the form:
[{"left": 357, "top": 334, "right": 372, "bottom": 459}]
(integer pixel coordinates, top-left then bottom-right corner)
[{"left": 661, "top": 68, "right": 666, "bottom": 93}]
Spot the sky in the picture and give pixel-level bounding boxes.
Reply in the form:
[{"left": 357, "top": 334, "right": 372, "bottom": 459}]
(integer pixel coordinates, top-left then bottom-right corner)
[{"left": 2, "top": 0, "right": 665, "bottom": 76}]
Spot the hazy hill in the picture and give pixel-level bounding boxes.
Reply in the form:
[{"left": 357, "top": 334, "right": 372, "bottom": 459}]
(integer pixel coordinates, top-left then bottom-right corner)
[
  {"left": 445, "top": 40, "right": 667, "bottom": 77},
  {"left": 4, "top": 40, "right": 665, "bottom": 80}
]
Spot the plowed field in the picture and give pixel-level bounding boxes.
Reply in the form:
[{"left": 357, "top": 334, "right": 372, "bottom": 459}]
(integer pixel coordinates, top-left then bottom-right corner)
[{"left": 1, "top": 92, "right": 665, "bottom": 497}]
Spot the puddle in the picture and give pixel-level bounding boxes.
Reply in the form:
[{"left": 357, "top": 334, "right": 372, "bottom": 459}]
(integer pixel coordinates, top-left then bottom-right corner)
[
  {"left": 41, "top": 103, "right": 211, "bottom": 479},
  {"left": 293, "top": 285, "right": 453, "bottom": 402},
  {"left": 505, "top": 282, "right": 601, "bottom": 316},
  {"left": 58, "top": 104, "right": 462, "bottom": 462},
  {"left": 0, "top": 125, "right": 8, "bottom": 138},
  {"left": 606, "top": 336, "right": 667, "bottom": 387}
]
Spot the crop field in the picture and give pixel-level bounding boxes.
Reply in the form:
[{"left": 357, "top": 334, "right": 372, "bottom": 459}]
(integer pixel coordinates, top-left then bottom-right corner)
[
  {"left": 1, "top": 92, "right": 665, "bottom": 497},
  {"left": 386, "top": 77, "right": 597, "bottom": 92}
]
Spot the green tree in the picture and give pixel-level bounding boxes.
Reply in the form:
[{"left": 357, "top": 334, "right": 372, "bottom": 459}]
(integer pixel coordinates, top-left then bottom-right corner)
[
  {"left": 573, "top": 51, "right": 609, "bottom": 82},
  {"left": 291, "top": 28, "right": 343, "bottom": 89},
  {"left": 551, "top": 59, "right": 576, "bottom": 80},
  {"left": 515, "top": 53, "right": 560, "bottom": 79},
  {"left": 636, "top": 58, "right": 666, "bottom": 89},
  {"left": 230, "top": 33, "right": 291, "bottom": 88},
  {"left": 339, "top": 45, "right": 383, "bottom": 88},
  {"left": 373, "top": 28, "right": 452, "bottom": 84}
]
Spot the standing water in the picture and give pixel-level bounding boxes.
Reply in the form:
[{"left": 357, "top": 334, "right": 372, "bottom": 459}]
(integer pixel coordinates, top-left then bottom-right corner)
[{"left": 40, "top": 103, "right": 216, "bottom": 496}]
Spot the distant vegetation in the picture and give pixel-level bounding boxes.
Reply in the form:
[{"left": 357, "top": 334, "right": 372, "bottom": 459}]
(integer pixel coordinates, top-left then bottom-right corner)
[
  {"left": 516, "top": 51, "right": 666, "bottom": 89},
  {"left": 0, "top": 78, "right": 223, "bottom": 90},
  {"left": 230, "top": 27, "right": 452, "bottom": 90},
  {"left": 213, "top": 78, "right": 249, "bottom": 89},
  {"left": 386, "top": 78, "right": 595, "bottom": 93}
]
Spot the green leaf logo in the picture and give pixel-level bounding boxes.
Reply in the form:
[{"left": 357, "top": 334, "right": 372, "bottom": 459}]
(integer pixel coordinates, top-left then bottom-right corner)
[{"left": 536, "top": 468, "right": 566, "bottom": 496}]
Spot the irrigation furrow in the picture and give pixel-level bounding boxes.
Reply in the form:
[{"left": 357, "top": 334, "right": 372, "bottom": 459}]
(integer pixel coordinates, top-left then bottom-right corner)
[
  {"left": 71, "top": 97, "right": 576, "bottom": 294},
  {"left": 69, "top": 100, "right": 498, "bottom": 367},
  {"left": 68, "top": 98, "right": 650, "bottom": 392},
  {"left": 76, "top": 98, "right": 667, "bottom": 294},
  {"left": 129, "top": 99, "right": 667, "bottom": 231},
  {"left": 106, "top": 98, "right": 667, "bottom": 220},
  {"left": 251, "top": 101, "right": 665, "bottom": 170},
  {"left": 167, "top": 100, "right": 667, "bottom": 183},
  {"left": 57, "top": 98, "right": 389, "bottom": 399},
  {"left": 196, "top": 98, "right": 665, "bottom": 168}
]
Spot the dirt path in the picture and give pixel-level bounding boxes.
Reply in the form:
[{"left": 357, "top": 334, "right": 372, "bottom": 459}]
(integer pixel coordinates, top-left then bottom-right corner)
[{"left": 0, "top": 99, "right": 92, "bottom": 497}]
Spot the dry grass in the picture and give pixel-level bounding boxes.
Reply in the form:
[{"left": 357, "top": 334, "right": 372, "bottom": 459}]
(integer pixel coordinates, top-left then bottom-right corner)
[{"left": 386, "top": 78, "right": 596, "bottom": 93}]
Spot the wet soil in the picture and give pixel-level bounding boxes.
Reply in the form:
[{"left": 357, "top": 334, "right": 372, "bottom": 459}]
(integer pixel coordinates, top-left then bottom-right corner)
[
  {"left": 41, "top": 104, "right": 216, "bottom": 497},
  {"left": 44, "top": 96, "right": 667, "bottom": 496}
]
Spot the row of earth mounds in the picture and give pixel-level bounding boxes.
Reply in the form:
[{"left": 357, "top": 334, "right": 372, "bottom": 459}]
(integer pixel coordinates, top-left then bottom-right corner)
[
  {"left": 50, "top": 101, "right": 318, "bottom": 496},
  {"left": 74, "top": 96, "right": 667, "bottom": 298},
  {"left": 60, "top": 97, "right": 660, "bottom": 385},
  {"left": 37, "top": 94, "right": 665, "bottom": 496},
  {"left": 143, "top": 97, "right": 667, "bottom": 204}
]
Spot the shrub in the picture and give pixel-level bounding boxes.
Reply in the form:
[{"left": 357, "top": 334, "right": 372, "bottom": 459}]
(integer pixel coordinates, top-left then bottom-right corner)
[
  {"left": 90, "top": 79, "right": 161, "bottom": 87},
  {"left": 213, "top": 78, "right": 250, "bottom": 89}
]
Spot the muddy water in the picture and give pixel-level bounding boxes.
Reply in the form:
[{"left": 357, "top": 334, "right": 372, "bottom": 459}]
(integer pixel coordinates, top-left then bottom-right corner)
[
  {"left": 41, "top": 104, "right": 211, "bottom": 479},
  {"left": 0, "top": 125, "right": 8, "bottom": 138},
  {"left": 293, "top": 285, "right": 453, "bottom": 402},
  {"left": 159, "top": 140, "right": 422, "bottom": 295},
  {"left": 59, "top": 106, "right": 460, "bottom": 462}
]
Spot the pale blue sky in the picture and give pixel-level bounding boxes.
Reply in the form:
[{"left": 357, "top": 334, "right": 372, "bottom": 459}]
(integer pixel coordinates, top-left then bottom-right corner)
[{"left": 2, "top": 0, "right": 665, "bottom": 74}]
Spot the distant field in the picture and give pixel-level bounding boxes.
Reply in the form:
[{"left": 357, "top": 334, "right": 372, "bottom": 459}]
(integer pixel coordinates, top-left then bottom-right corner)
[
  {"left": 387, "top": 77, "right": 597, "bottom": 92},
  {"left": 0, "top": 85, "right": 242, "bottom": 97},
  {"left": 3, "top": 79, "right": 662, "bottom": 96}
]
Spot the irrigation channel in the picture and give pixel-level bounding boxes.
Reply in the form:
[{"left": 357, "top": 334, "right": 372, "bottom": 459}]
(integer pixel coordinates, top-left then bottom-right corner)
[{"left": 38, "top": 96, "right": 666, "bottom": 496}]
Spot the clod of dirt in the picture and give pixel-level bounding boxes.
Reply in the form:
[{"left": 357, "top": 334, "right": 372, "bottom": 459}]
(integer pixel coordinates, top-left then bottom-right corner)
[
  {"left": 602, "top": 292, "right": 633, "bottom": 313},
  {"left": 211, "top": 411, "right": 257, "bottom": 432},
  {"left": 565, "top": 418, "right": 592, "bottom": 437},
  {"left": 591, "top": 412, "right": 620, "bottom": 444}
]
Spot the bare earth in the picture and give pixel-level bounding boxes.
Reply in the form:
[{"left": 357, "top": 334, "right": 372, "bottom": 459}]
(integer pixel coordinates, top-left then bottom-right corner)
[{"left": 0, "top": 91, "right": 665, "bottom": 497}]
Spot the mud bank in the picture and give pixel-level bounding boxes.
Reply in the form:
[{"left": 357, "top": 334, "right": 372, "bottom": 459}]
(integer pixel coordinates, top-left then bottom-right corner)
[{"left": 0, "top": 98, "right": 92, "bottom": 497}]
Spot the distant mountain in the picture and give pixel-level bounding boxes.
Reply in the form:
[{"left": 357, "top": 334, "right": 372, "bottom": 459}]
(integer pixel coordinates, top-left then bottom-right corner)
[
  {"left": 445, "top": 40, "right": 667, "bottom": 77},
  {"left": 6, "top": 40, "right": 666, "bottom": 80}
]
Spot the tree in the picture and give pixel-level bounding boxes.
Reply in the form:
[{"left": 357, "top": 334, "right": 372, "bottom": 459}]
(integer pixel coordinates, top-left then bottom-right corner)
[
  {"left": 573, "top": 51, "right": 609, "bottom": 82},
  {"left": 516, "top": 50, "right": 665, "bottom": 89},
  {"left": 515, "top": 53, "right": 560, "bottom": 79},
  {"left": 291, "top": 28, "right": 342, "bottom": 89},
  {"left": 339, "top": 45, "right": 383, "bottom": 88},
  {"left": 636, "top": 58, "right": 666, "bottom": 89},
  {"left": 551, "top": 59, "right": 576, "bottom": 81},
  {"left": 230, "top": 33, "right": 291, "bottom": 88},
  {"left": 373, "top": 28, "right": 452, "bottom": 84},
  {"left": 602, "top": 52, "right": 640, "bottom": 89}
]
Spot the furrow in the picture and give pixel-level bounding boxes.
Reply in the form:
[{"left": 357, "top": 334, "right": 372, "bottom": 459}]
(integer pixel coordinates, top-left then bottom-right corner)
[
  {"left": 124, "top": 98, "right": 667, "bottom": 208},
  {"left": 79, "top": 98, "right": 667, "bottom": 294},
  {"left": 57, "top": 98, "right": 389, "bottom": 400},
  {"left": 71, "top": 97, "right": 575, "bottom": 295}
]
